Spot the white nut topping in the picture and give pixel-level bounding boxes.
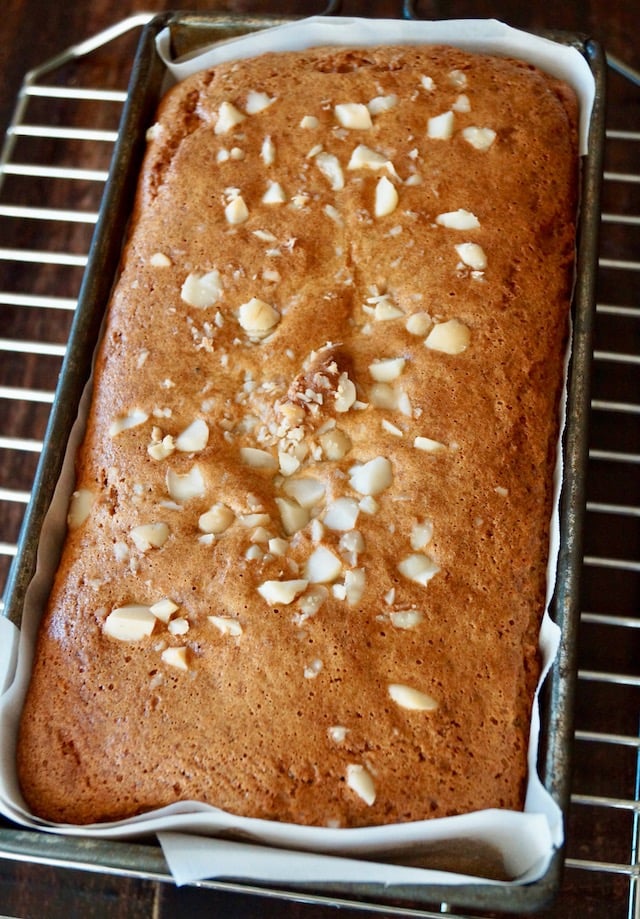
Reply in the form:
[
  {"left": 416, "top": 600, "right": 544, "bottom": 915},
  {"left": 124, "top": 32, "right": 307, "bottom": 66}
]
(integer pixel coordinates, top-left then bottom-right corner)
[
  {"left": 239, "top": 447, "right": 278, "bottom": 472},
  {"left": 334, "top": 103, "right": 373, "bottom": 130},
  {"left": 319, "top": 427, "right": 352, "bottom": 460},
  {"left": 406, "top": 312, "right": 431, "bottom": 336},
  {"left": 181, "top": 269, "right": 222, "bottom": 308},
  {"left": 436, "top": 209, "right": 480, "bottom": 230},
  {"left": 374, "top": 176, "right": 399, "bottom": 218},
  {"left": 420, "top": 75, "right": 435, "bottom": 92},
  {"left": 130, "top": 522, "right": 169, "bottom": 552},
  {"left": 208, "top": 615, "right": 243, "bottom": 636},
  {"left": 344, "top": 568, "right": 366, "bottom": 605},
  {"left": 381, "top": 419, "right": 403, "bottom": 437},
  {"left": 257, "top": 578, "right": 308, "bottom": 605},
  {"left": 261, "top": 135, "right": 276, "bottom": 165},
  {"left": 334, "top": 372, "right": 357, "bottom": 413},
  {"left": 300, "top": 114, "right": 319, "bottom": 128},
  {"left": 452, "top": 93, "right": 471, "bottom": 113},
  {"left": 149, "top": 597, "right": 180, "bottom": 623},
  {"left": 276, "top": 496, "right": 310, "bottom": 535},
  {"left": 425, "top": 318, "right": 471, "bottom": 355},
  {"left": 150, "top": 252, "right": 171, "bottom": 267},
  {"left": 262, "top": 180, "right": 287, "bottom": 204},
  {"left": 225, "top": 196, "right": 249, "bottom": 225},
  {"left": 168, "top": 617, "right": 189, "bottom": 636},
  {"left": 328, "top": 725, "right": 348, "bottom": 743},
  {"left": 455, "top": 242, "right": 487, "bottom": 270},
  {"left": 104, "top": 604, "right": 156, "bottom": 641},
  {"left": 161, "top": 646, "right": 189, "bottom": 671},
  {"left": 148, "top": 434, "right": 175, "bottom": 461},
  {"left": 411, "top": 519, "right": 434, "bottom": 550},
  {"left": 388, "top": 683, "right": 438, "bottom": 711},
  {"left": 368, "top": 382, "right": 399, "bottom": 410},
  {"left": 414, "top": 436, "right": 446, "bottom": 453},
  {"left": 349, "top": 456, "right": 393, "bottom": 496},
  {"left": 304, "top": 658, "right": 323, "bottom": 679},
  {"left": 268, "top": 536, "right": 289, "bottom": 556},
  {"left": 316, "top": 152, "right": 345, "bottom": 191},
  {"left": 448, "top": 68, "right": 467, "bottom": 88},
  {"left": 282, "top": 476, "right": 326, "bottom": 509},
  {"left": 390, "top": 609, "right": 424, "bottom": 629},
  {"left": 461, "top": 126, "right": 497, "bottom": 150},
  {"left": 278, "top": 451, "right": 301, "bottom": 476},
  {"left": 109, "top": 408, "right": 148, "bottom": 437},
  {"left": 245, "top": 90, "right": 275, "bottom": 114},
  {"left": 67, "top": 489, "right": 94, "bottom": 529},
  {"left": 175, "top": 418, "right": 209, "bottom": 453},
  {"left": 198, "top": 502, "right": 235, "bottom": 534},
  {"left": 215, "top": 101, "right": 246, "bottom": 134},
  {"left": 398, "top": 553, "right": 440, "bottom": 586},
  {"left": 367, "top": 94, "right": 398, "bottom": 115},
  {"left": 347, "top": 144, "right": 392, "bottom": 171},
  {"left": 324, "top": 497, "right": 360, "bottom": 531},
  {"left": 166, "top": 465, "right": 206, "bottom": 501},
  {"left": 238, "top": 297, "right": 280, "bottom": 335},
  {"left": 346, "top": 764, "right": 376, "bottom": 806},
  {"left": 305, "top": 545, "right": 343, "bottom": 584},
  {"left": 368, "top": 357, "right": 405, "bottom": 382},
  {"left": 427, "top": 111, "right": 454, "bottom": 140}
]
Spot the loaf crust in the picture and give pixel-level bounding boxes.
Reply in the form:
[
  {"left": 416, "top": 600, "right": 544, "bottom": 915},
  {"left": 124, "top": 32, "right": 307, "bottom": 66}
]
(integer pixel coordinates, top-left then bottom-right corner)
[{"left": 17, "top": 45, "right": 578, "bottom": 826}]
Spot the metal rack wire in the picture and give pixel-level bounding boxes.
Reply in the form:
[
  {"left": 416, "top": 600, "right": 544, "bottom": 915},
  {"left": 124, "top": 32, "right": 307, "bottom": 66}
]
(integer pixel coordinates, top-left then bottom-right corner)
[{"left": 0, "top": 16, "right": 638, "bottom": 918}]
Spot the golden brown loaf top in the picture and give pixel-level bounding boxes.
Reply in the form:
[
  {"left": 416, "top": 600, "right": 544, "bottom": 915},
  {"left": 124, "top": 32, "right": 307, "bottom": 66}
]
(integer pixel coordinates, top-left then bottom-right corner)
[{"left": 17, "top": 44, "right": 578, "bottom": 827}]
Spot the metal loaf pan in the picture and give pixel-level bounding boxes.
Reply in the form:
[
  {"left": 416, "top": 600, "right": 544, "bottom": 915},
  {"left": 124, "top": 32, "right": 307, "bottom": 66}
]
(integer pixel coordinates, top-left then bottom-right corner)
[{"left": 0, "top": 10, "right": 606, "bottom": 915}]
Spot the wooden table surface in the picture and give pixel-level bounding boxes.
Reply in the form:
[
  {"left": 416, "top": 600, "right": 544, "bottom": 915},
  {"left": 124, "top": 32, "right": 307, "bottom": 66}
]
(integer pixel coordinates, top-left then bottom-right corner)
[{"left": 1, "top": 1, "right": 638, "bottom": 917}]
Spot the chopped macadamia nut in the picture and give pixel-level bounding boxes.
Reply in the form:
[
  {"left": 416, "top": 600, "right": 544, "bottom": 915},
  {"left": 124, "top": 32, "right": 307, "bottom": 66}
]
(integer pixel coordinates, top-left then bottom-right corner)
[
  {"left": 406, "top": 312, "right": 431, "bottom": 336},
  {"left": 238, "top": 297, "right": 280, "bottom": 336},
  {"left": 104, "top": 605, "right": 156, "bottom": 641},
  {"left": 334, "top": 372, "right": 357, "bottom": 413},
  {"left": 208, "top": 615, "right": 243, "bottom": 636},
  {"left": 261, "top": 135, "right": 276, "bottom": 165},
  {"left": 300, "top": 114, "right": 319, "bottom": 128},
  {"left": 428, "top": 111, "right": 454, "bottom": 140},
  {"left": 109, "top": 409, "right": 148, "bottom": 437},
  {"left": 315, "top": 152, "right": 345, "bottom": 190},
  {"left": 245, "top": 90, "right": 275, "bottom": 114},
  {"left": 168, "top": 618, "right": 189, "bottom": 636},
  {"left": 319, "top": 427, "right": 352, "bottom": 461},
  {"left": 328, "top": 725, "right": 348, "bottom": 743},
  {"left": 334, "top": 103, "right": 372, "bottom": 130},
  {"left": 388, "top": 683, "right": 438, "bottom": 711},
  {"left": 436, "top": 209, "right": 480, "bottom": 230},
  {"left": 462, "top": 126, "right": 497, "bottom": 150},
  {"left": 166, "top": 465, "right": 206, "bottom": 501},
  {"left": 347, "top": 144, "right": 393, "bottom": 172},
  {"left": 305, "top": 545, "right": 343, "bottom": 584},
  {"left": 67, "top": 489, "right": 94, "bottom": 529},
  {"left": 344, "top": 568, "right": 366, "bottom": 605},
  {"left": 425, "top": 318, "right": 471, "bottom": 355},
  {"left": 369, "top": 357, "right": 405, "bottom": 382},
  {"left": 283, "top": 476, "right": 326, "bottom": 509},
  {"left": 225, "top": 195, "right": 249, "bottom": 225},
  {"left": 452, "top": 93, "right": 471, "bottom": 113},
  {"left": 240, "top": 447, "right": 278, "bottom": 472},
  {"left": 148, "top": 434, "right": 175, "bottom": 461},
  {"left": 346, "top": 764, "right": 376, "bottom": 806},
  {"left": 150, "top": 252, "right": 171, "bottom": 267},
  {"left": 420, "top": 75, "right": 435, "bottom": 92},
  {"left": 349, "top": 456, "right": 393, "bottom": 496},
  {"left": 262, "top": 181, "right": 287, "bottom": 204},
  {"left": 175, "top": 418, "right": 209, "bottom": 453},
  {"left": 181, "top": 270, "right": 223, "bottom": 308},
  {"left": 374, "top": 176, "right": 399, "bottom": 218},
  {"left": 390, "top": 609, "right": 424, "bottom": 629},
  {"left": 161, "top": 646, "right": 189, "bottom": 671},
  {"left": 276, "top": 496, "right": 310, "bottom": 535},
  {"left": 324, "top": 497, "right": 360, "bottom": 531},
  {"left": 215, "top": 101, "right": 246, "bottom": 134},
  {"left": 455, "top": 242, "right": 487, "bottom": 270},
  {"left": 411, "top": 519, "right": 434, "bottom": 550},
  {"left": 150, "top": 597, "right": 180, "bottom": 623},
  {"left": 414, "top": 436, "right": 446, "bottom": 453},
  {"left": 398, "top": 552, "right": 440, "bottom": 586},
  {"left": 367, "top": 94, "right": 398, "bottom": 115},
  {"left": 130, "top": 522, "right": 169, "bottom": 552},
  {"left": 257, "top": 578, "right": 308, "bottom": 606}
]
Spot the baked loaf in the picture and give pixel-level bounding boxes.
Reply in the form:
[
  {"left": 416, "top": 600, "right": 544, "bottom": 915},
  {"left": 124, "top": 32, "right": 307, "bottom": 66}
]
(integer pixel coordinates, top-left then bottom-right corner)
[{"left": 18, "top": 44, "right": 578, "bottom": 826}]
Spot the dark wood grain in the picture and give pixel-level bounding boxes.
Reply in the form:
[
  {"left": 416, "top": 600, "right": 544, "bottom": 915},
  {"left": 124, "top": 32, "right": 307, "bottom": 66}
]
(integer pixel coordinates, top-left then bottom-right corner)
[{"left": 1, "top": 1, "right": 638, "bottom": 917}]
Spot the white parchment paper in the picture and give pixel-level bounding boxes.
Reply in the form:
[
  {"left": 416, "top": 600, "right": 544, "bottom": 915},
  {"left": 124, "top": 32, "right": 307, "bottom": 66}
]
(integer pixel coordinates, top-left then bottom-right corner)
[{"left": 0, "top": 16, "right": 594, "bottom": 893}]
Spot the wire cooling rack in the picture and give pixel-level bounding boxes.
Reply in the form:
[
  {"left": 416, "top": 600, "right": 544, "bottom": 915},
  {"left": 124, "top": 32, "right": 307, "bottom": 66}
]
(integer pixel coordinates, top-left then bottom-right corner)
[{"left": 0, "top": 15, "right": 638, "bottom": 918}]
